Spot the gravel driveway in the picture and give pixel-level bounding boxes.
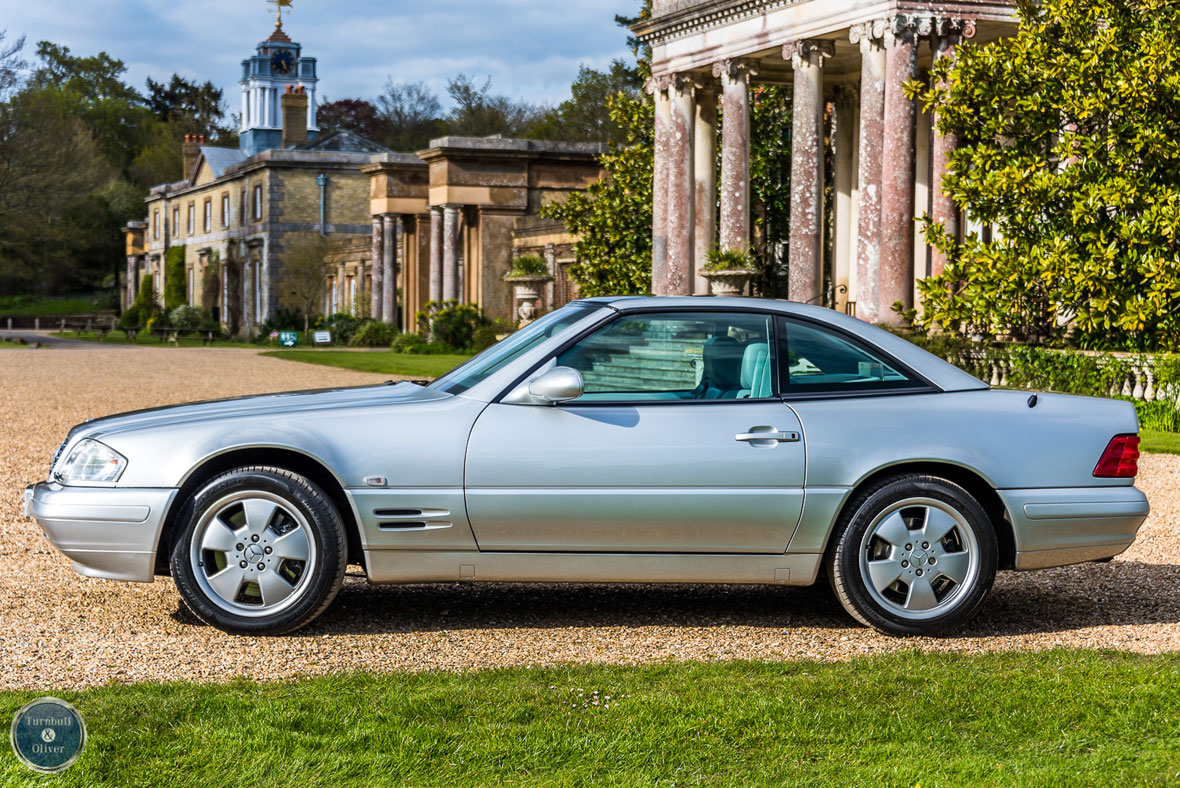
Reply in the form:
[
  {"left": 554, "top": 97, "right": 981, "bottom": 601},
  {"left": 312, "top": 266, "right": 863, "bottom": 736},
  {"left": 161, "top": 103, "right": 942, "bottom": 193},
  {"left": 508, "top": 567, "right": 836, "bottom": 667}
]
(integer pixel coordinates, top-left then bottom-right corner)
[{"left": 2, "top": 345, "right": 1178, "bottom": 689}]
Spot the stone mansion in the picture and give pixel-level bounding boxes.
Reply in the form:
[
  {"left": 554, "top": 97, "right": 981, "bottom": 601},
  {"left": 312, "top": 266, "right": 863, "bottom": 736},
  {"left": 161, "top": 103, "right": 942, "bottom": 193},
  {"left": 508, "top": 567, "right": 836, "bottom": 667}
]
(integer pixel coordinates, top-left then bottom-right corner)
[{"left": 123, "top": 19, "right": 603, "bottom": 335}]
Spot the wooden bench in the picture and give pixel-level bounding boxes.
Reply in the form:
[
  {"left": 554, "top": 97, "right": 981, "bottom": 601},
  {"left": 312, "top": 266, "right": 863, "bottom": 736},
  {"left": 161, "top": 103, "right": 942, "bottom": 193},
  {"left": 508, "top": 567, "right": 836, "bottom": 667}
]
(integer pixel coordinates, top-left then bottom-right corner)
[
  {"left": 151, "top": 327, "right": 219, "bottom": 346},
  {"left": 60, "top": 320, "right": 112, "bottom": 340}
]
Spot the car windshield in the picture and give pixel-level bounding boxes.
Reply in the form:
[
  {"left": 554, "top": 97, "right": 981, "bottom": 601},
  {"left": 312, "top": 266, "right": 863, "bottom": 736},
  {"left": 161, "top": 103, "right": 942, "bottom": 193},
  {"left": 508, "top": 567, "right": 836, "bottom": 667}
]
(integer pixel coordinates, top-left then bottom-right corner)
[{"left": 429, "top": 302, "right": 608, "bottom": 395}]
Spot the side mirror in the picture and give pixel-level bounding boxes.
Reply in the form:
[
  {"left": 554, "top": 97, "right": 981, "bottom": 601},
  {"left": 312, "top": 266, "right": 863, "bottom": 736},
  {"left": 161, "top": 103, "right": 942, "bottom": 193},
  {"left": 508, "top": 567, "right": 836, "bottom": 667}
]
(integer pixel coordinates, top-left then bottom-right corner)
[{"left": 503, "top": 366, "right": 584, "bottom": 405}]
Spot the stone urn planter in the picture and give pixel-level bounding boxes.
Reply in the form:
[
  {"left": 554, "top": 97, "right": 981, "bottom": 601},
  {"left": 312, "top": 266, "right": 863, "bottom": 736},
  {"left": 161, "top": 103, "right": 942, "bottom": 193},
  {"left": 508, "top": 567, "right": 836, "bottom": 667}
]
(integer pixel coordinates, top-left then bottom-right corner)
[
  {"left": 700, "top": 269, "right": 755, "bottom": 297},
  {"left": 505, "top": 274, "right": 554, "bottom": 325}
]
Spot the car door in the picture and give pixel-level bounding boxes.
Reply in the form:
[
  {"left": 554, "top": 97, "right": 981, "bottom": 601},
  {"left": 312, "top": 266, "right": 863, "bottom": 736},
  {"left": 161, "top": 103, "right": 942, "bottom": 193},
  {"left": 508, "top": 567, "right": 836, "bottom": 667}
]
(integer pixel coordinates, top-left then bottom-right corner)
[{"left": 464, "top": 309, "right": 806, "bottom": 553}]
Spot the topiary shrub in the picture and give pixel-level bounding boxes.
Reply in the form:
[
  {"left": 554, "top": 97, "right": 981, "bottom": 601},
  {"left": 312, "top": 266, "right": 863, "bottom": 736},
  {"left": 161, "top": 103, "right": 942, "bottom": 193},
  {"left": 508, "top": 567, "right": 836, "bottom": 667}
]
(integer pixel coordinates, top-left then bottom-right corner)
[
  {"left": 169, "top": 305, "right": 204, "bottom": 330},
  {"left": 349, "top": 320, "right": 400, "bottom": 348}
]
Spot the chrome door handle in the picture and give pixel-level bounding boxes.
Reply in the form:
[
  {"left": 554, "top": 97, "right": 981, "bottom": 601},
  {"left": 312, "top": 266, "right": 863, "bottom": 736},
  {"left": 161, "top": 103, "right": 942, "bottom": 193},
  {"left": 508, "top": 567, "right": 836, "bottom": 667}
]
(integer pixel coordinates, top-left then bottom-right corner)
[{"left": 735, "top": 430, "right": 800, "bottom": 443}]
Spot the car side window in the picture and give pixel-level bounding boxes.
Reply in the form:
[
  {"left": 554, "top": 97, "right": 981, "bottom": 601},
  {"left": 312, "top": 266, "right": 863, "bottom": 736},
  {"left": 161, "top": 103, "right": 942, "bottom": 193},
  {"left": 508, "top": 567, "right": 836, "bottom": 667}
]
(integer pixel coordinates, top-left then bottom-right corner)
[
  {"left": 780, "top": 317, "right": 921, "bottom": 394},
  {"left": 556, "top": 311, "right": 777, "bottom": 402}
]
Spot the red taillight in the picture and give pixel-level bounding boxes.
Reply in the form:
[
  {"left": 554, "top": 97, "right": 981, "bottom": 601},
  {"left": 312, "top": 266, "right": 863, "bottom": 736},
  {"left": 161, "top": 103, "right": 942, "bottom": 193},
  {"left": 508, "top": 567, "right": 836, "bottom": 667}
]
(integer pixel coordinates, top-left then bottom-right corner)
[{"left": 1094, "top": 434, "right": 1140, "bottom": 478}]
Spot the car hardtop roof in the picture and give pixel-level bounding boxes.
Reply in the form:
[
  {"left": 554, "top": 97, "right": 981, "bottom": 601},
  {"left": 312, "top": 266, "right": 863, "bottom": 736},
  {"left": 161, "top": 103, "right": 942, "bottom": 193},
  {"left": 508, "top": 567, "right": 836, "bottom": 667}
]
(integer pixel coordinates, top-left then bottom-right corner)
[{"left": 565, "top": 295, "right": 988, "bottom": 393}]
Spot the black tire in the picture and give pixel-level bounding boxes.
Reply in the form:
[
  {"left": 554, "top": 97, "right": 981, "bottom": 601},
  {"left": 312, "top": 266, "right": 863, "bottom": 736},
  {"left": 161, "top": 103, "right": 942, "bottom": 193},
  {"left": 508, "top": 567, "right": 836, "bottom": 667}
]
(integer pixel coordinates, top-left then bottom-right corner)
[
  {"left": 827, "top": 474, "right": 998, "bottom": 636},
  {"left": 170, "top": 466, "right": 347, "bottom": 635}
]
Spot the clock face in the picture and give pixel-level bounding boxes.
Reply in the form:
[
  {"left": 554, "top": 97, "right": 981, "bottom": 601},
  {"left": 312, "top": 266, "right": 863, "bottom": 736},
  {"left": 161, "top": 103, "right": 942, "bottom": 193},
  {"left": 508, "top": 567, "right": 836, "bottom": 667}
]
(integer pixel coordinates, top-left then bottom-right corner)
[{"left": 270, "top": 49, "right": 295, "bottom": 75}]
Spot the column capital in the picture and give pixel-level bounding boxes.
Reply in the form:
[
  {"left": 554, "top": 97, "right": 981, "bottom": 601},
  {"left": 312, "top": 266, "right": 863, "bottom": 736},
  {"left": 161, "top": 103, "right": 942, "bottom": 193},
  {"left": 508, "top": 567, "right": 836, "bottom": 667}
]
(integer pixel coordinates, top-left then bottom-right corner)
[
  {"left": 783, "top": 39, "right": 835, "bottom": 67},
  {"left": 711, "top": 58, "right": 760, "bottom": 81},
  {"left": 849, "top": 19, "right": 889, "bottom": 48},
  {"left": 932, "top": 17, "right": 977, "bottom": 42}
]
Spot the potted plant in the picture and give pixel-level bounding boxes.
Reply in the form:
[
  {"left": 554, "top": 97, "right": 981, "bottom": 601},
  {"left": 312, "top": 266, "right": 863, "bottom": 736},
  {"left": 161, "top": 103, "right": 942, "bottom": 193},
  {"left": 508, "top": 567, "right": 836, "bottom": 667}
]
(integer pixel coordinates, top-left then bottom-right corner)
[
  {"left": 700, "top": 248, "right": 757, "bottom": 296},
  {"left": 504, "top": 254, "right": 554, "bottom": 325}
]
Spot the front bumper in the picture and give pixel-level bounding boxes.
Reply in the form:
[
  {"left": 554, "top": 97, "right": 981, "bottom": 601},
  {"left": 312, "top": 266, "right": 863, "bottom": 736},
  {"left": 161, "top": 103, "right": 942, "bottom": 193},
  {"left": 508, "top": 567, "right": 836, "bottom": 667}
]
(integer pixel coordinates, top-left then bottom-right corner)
[
  {"left": 24, "top": 482, "right": 178, "bottom": 582},
  {"left": 998, "top": 485, "right": 1150, "bottom": 570}
]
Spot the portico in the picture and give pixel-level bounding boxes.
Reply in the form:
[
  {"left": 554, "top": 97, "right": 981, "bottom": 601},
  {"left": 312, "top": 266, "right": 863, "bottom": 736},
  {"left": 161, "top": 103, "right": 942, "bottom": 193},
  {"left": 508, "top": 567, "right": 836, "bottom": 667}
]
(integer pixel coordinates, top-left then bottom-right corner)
[{"left": 633, "top": 1, "right": 1014, "bottom": 321}]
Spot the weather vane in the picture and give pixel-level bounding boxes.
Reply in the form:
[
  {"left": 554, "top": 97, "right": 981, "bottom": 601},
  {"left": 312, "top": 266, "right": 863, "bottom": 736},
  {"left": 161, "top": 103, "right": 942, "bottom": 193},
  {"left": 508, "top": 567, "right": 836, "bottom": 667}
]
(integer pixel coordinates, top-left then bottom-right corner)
[{"left": 267, "top": 0, "right": 292, "bottom": 28}]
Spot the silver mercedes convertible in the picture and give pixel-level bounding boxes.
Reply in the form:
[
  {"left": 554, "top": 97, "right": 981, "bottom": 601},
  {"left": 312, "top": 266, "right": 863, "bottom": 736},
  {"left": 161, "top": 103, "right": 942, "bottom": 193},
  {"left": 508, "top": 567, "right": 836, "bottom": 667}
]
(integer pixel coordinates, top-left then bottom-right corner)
[{"left": 25, "top": 296, "right": 1149, "bottom": 636}]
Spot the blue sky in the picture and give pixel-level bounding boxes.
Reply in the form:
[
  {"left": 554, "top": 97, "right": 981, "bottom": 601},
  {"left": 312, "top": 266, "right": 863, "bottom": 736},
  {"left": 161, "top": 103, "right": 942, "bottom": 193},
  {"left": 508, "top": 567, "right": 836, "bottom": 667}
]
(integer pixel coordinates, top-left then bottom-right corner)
[{"left": 2, "top": 0, "right": 640, "bottom": 110}]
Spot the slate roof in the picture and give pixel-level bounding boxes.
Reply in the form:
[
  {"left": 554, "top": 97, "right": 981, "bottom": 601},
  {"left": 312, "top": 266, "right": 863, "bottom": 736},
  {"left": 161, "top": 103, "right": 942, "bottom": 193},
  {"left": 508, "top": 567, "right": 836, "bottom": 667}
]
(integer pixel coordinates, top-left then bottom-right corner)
[
  {"left": 297, "top": 129, "right": 391, "bottom": 154},
  {"left": 197, "top": 146, "right": 247, "bottom": 179}
]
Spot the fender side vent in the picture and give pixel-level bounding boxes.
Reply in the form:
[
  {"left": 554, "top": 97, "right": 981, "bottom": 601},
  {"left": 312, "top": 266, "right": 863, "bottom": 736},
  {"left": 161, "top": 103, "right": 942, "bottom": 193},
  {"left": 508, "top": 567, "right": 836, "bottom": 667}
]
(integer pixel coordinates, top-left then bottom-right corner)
[
  {"left": 374, "top": 508, "right": 423, "bottom": 517},
  {"left": 377, "top": 521, "right": 428, "bottom": 530}
]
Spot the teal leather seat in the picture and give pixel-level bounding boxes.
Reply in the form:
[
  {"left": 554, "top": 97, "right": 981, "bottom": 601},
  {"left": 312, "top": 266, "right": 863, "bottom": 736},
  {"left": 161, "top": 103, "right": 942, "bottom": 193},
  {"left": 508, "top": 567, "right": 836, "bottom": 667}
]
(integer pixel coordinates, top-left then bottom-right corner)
[
  {"left": 699, "top": 336, "right": 744, "bottom": 399},
  {"left": 737, "top": 342, "right": 771, "bottom": 399}
]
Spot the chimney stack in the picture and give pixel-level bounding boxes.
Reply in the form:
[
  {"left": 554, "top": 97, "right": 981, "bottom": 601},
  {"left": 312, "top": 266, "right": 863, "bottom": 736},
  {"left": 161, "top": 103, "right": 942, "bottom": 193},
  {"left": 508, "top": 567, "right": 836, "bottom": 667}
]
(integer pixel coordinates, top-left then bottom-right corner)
[
  {"left": 182, "top": 134, "right": 201, "bottom": 180},
  {"left": 281, "top": 85, "right": 309, "bottom": 149}
]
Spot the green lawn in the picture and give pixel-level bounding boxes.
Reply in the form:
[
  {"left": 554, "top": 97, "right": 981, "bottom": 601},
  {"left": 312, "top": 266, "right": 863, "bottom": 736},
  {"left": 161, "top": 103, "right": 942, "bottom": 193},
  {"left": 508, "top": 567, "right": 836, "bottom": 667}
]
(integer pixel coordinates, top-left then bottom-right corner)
[
  {"left": 50, "top": 331, "right": 258, "bottom": 349},
  {"left": 1, "top": 651, "right": 1177, "bottom": 787},
  {"left": 0, "top": 294, "right": 105, "bottom": 317},
  {"left": 261, "top": 349, "right": 472, "bottom": 378},
  {"left": 1141, "top": 429, "right": 1180, "bottom": 456}
]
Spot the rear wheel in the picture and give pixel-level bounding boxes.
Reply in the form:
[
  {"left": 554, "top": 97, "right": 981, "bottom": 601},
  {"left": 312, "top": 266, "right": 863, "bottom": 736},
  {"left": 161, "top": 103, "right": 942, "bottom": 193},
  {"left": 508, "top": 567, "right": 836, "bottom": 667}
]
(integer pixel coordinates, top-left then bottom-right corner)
[
  {"left": 170, "top": 466, "right": 347, "bottom": 635},
  {"left": 828, "top": 474, "right": 997, "bottom": 636}
]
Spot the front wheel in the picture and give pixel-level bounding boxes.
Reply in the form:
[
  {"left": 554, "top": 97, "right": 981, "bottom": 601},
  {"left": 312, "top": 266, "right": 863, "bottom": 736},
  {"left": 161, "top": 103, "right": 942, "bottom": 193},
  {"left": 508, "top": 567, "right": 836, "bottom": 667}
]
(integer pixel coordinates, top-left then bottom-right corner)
[
  {"left": 170, "top": 466, "right": 347, "bottom": 635},
  {"left": 828, "top": 474, "right": 998, "bottom": 636}
]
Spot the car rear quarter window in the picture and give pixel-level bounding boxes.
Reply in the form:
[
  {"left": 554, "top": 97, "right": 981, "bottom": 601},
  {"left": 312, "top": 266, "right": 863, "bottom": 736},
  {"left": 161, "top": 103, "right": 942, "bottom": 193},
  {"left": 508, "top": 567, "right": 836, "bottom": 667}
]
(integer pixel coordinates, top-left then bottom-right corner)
[{"left": 780, "top": 317, "right": 922, "bottom": 394}]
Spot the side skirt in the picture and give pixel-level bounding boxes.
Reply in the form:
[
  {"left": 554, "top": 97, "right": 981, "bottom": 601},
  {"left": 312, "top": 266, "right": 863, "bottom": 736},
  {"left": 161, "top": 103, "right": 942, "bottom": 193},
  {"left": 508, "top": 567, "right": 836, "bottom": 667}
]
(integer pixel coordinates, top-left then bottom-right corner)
[{"left": 363, "top": 550, "right": 822, "bottom": 586}]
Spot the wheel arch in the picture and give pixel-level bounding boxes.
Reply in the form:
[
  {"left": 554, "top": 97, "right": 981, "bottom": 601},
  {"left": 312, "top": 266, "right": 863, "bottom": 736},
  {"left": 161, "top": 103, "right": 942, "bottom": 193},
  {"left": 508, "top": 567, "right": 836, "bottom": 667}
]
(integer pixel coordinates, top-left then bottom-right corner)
[
  {"left": 154, "top": 446, "right": 364, "bottom": 575},
  {"left": 832, "top": 461, "right": 1016, "bottom": 570}
]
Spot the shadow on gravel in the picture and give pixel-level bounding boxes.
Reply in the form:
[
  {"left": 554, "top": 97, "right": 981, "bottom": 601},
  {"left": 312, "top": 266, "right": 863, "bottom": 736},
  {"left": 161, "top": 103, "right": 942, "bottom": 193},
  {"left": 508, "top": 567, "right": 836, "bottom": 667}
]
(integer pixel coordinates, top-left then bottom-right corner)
[{"left": 167, "top": 560, "right": 1180, "bottom": 638}]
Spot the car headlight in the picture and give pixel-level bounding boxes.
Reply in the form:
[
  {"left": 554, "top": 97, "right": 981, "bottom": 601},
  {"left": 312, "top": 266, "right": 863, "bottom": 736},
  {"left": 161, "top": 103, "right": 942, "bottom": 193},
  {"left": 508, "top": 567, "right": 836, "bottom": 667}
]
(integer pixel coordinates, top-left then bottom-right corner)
[{"left": 54, "top": 439, "right": 128, "bottom": 484}]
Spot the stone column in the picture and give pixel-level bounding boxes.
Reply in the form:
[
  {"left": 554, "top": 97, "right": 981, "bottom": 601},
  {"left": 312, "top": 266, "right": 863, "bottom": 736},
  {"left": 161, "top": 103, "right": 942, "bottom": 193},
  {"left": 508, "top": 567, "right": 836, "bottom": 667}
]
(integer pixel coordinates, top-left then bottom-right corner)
[
  {"left": 382, "top": 213, "right": 397, "bottom": 321},
  {"left": 429, "top": 206, "right": 443, "bottom": 304},
  {"left": 664, "top": 73, "right": 695, "bottom": 296},
  {"left": 879, "top": 15, "right": 923, "bottom": 321},
  {"left": 832, "top": 86, "right": 858, "bottom": 312},
  {"left": 692, "top": 81, "right": 717, "bottom": 295},
  {"left": 126, "top": 256, "right": 137, "bottom": 308},
  {"left": 850, "top": 21, "right": 888, "bottom": 322},
  {"left": 648, "top": 77, "right": 672, "bottom": 294},
  {"left": 713, "top": 59, "right": 759, "bottom": 252},
  {"left": 370, "top": 216, "right": 384, "bottom": 321},
  {"left": 785, "top": 39, "right": 835, "bottom": 304},
  {"left": 337, "top": 262, "right": 348, "bottom": 313},
  {"left": 929, "top": 19, "right": 975, "bottom": 278},
  {"left": 442, "top": 205, "right": 461, "bottom": 302}
]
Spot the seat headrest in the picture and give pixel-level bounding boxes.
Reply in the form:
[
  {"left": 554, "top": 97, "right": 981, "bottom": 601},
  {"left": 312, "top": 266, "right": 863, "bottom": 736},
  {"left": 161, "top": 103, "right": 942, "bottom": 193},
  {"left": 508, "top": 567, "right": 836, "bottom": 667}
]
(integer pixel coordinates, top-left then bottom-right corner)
[
  {"left": 702, "top": 335, "right": 743, "bottom": 390},
  {"left": 740, "top": 342, "right": 771, "bottom": 397}
]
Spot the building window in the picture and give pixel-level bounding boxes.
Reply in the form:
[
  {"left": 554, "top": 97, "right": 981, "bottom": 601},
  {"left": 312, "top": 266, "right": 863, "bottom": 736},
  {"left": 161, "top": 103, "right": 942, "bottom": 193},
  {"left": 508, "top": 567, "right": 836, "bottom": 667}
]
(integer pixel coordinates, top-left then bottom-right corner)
[
  {"left": 252, "top": 184, "right": 263, "bottom": 221},
  {"left": 187, "top": 203, "right": 195, "bottom": 235},
  {"left": 240, "top": 189, "right": 246, "bottom": 225},
  {"left": 221, "top": 194, "right": 230, "bottom": 227},
  {"left": 348, "top": 276, "right": 356, "bottom": 314},
  {"left": 254, "top": 263, "right": 262, "bottom": 319},
  {"left": 172, "top": 207, "right": 179, "bottom": 236},
  {"left": 203, "top": 199, "right": 212, "bottom": 233},
  {"left": 152, "top": 209, "right": 159, "bottom": 240},
  {"left": 188, "top": 267, "right": 195, "bottom": 306}
]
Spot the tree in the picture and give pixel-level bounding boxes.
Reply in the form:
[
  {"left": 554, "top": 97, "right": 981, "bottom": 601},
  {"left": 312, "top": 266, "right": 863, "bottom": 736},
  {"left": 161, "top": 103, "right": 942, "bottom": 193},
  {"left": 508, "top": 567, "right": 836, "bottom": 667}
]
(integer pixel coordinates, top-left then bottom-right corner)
[
  {"left": 376, "top": 80, "right": 444, "bottom": 151},
  {"left": 911, "top": 0, "right": 1180, "bottom": 349},
  {"left": 145, "top": 74, "right": 233, "bottom": 142},
  {"left": 28, "top": 41, "right": 155, "bottom": 174},
  {"left": 540, "top": 92, "right": 653, "bottom": 296},
  {"left": 280, "top": 234, "right": 334, "bottom": 331},
  {"left": 444, "top": 74, "right": 542, "bottom": 138},
  {"left": 529, "top": 60, "right": 642, "bottom": 144},
  {"left": 316, "top": 98, "right": 390, "bottom": 142}
]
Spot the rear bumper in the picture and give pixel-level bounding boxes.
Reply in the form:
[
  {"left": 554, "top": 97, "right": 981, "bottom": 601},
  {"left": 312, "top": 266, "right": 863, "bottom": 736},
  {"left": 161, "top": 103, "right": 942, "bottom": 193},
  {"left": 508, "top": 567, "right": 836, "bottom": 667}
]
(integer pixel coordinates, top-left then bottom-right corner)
[
  {"left": 24, "top": 482, "right": 178, "bottom": 583},
  {"left": 997, "top": 486, "right": 1149, "bottom": 570}
]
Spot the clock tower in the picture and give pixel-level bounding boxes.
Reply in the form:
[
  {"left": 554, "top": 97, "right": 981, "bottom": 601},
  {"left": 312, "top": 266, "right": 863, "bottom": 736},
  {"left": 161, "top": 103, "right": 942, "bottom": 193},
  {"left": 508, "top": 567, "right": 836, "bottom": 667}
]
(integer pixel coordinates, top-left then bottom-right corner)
[{"left": 238, "top": 15, "right": 318, "bottom": 156}]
